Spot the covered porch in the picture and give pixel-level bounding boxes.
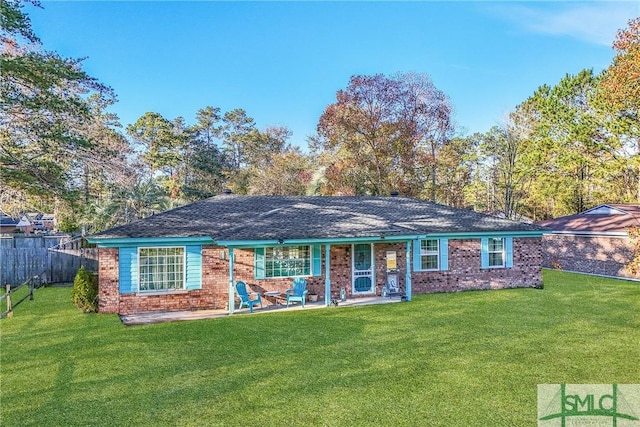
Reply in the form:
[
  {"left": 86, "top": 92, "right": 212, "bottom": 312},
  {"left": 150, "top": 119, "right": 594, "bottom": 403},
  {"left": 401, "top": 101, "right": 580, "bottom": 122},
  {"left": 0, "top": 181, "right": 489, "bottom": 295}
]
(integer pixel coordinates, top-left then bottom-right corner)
[{"left": 222, "top": 239, "right": 414, "bottom": 315}]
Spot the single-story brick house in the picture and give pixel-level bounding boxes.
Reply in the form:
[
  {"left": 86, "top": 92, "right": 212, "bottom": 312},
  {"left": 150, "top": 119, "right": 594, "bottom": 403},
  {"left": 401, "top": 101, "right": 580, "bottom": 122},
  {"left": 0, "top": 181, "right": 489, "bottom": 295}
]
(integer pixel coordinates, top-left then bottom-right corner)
[
  {"left": 537, "top": 204, "right": 640, "bottom": 280},
  {"left": 87, "top": 195, "right": 545, "bottom": 315}
]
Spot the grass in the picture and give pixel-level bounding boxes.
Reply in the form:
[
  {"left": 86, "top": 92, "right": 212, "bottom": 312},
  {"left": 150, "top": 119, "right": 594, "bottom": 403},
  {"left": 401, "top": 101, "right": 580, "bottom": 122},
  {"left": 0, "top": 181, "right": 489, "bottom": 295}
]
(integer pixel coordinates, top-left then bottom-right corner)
[
  {"left": 1, "top": 270, "right": 639, "bottom": 426},
  {"left": 1, "top": 282, "right": 34, "bottom": 316}
]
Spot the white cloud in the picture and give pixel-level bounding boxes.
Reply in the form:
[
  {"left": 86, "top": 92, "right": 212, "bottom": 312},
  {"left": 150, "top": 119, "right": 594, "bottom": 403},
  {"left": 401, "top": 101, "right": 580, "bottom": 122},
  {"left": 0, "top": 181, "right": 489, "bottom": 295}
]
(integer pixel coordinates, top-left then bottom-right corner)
[{"left": 491, "top": 2, "right": 639, "bottom": 46}]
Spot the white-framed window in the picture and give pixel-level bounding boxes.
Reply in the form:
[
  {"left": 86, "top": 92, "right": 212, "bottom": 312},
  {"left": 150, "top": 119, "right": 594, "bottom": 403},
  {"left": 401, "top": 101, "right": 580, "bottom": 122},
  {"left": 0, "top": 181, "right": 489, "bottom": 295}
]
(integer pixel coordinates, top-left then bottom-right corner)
[
  {"left": 488, "top": 238, "right": 505, "bottom": 267},
  {"left": 265, "top": 245, "right": 311, "bottom": 278},
  {"left": 138, "top": 247, "right": 185, "bottom": 292},
  {"left": 420, "top": 239, "right": 439, "bottom": 270}
]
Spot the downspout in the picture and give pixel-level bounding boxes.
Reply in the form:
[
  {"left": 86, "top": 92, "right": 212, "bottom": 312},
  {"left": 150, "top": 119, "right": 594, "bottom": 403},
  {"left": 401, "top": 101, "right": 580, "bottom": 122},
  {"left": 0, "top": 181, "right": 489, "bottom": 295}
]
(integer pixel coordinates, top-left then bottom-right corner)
[
  {"left": 324, "top": 244, "right": 331, "bottom": 306},
  {"left": 228, "top": 247, "right": 235, "bottom": 314},
  {"left": 405, "top": 241, "right": 412, "bottom": 301}
]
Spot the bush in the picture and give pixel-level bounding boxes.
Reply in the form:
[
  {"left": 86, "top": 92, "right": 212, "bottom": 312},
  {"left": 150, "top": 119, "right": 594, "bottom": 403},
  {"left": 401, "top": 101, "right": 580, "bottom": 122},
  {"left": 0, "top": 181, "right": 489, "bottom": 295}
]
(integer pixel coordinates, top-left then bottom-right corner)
[{"left": 71, "top": 266, "right": 98, "bottom": 312}]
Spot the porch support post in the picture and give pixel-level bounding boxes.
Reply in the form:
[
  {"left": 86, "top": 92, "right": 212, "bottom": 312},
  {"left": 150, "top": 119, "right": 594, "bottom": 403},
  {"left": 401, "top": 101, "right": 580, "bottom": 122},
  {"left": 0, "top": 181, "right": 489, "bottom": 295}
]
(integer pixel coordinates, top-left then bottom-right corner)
[
  {"left": 228, "top": 247, "right": 235, "bottom": 314},
  {"left": 405, "top": 241, "right": 412, "bottom": 301},
  {"left": 324, "top": 244, "right": 331, "bottom": 306}
]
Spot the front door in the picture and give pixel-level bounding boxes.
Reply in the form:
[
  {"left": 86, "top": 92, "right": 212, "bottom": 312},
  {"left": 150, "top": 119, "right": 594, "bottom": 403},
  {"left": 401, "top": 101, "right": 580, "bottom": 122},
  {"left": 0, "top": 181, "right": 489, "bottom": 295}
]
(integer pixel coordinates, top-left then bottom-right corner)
[{"left": 352, "top": 243, "right": 375, "bottom": 294}]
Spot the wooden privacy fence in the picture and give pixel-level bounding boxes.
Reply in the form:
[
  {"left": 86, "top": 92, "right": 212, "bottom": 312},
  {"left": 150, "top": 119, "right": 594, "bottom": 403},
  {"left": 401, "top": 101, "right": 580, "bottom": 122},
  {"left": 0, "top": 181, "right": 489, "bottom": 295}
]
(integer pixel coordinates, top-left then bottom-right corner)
[
  {"left": 0, "top": 235, "right": 98, "bottom": 286},
  {"left": 0, "top": 273, "right": 46, "bottom": 319}
]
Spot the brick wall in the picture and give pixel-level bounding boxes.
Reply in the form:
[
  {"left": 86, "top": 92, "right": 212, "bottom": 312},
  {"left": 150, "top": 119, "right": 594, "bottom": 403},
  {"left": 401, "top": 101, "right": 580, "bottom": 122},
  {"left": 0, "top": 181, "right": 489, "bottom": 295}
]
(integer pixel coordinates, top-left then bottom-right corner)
[
  {"left": 231, "top": 248, "right": 323, "bottom": 306},
  {"left": 321, "top": 243, "right": 408, "bottom": 299},
  {"left": 542, "top": 234, "right": 638, "bottom": 279},
  {"left": 202, "top": 246, "right": 232, "bottom": 309},
  {"left": 411, "top": 238, "right": 543, "bottom": 293},
  {"left": 97, "top": 248, "right": 119, "bottom": 313},
  {"left": 98, "top": 245, "right": 233, "bottom": 315},
  {"left": 235, "top": 244, "right": 407, "bottom": 300},
  {"left": 98, "top": 238, "right": 544, "bottom": 315}
]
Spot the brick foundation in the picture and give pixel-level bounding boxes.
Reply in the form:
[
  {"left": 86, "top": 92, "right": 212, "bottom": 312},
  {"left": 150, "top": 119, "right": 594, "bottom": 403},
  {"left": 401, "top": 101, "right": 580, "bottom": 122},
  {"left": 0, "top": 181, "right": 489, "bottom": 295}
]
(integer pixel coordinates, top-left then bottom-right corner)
[
  {"left": 542, "top": 234, "right": 639, "bottom": 279},
  {"left": 98, "top": 238, "right": 543, "bottom": 315}
]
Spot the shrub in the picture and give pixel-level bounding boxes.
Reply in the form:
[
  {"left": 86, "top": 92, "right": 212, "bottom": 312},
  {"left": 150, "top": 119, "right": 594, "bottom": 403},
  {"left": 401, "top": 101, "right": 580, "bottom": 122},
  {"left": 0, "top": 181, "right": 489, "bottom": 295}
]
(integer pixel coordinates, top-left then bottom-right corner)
[{"left": 71, "top": 266, "right": 98, "bottom": 312}]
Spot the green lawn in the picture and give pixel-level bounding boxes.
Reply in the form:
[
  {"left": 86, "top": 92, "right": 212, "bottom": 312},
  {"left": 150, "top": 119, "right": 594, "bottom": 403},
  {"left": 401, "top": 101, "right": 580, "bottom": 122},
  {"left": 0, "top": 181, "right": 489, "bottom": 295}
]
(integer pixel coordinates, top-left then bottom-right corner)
[{"left": 1, "top": 270, "right": 639, "bottom": 426}]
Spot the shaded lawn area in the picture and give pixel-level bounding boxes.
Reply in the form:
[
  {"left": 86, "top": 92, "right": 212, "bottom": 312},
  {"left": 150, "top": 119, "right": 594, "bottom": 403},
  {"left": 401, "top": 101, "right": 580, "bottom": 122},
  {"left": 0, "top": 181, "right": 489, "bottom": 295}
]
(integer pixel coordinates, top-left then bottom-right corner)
[{"left": 1, "top": 270, "right": 639, "bottom": 426}]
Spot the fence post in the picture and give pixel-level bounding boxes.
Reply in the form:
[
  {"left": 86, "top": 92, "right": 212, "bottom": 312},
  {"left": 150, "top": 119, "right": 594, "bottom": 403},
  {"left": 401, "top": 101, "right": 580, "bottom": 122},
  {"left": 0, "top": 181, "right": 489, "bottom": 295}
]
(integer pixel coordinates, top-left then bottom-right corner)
[
  {"left": 29, "top": 277, "right": 34, "bottom": 300},
  {"left": 6, "top": 284, "right": 12, "bottom": 318}
]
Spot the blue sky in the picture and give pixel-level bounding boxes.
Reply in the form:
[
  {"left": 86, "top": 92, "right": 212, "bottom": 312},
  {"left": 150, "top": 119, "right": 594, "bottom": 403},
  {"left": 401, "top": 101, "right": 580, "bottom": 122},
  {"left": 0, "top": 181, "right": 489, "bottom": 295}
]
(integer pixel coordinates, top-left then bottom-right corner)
[{"left": 29, "top": 1, "right": 639, "bottom": 149}]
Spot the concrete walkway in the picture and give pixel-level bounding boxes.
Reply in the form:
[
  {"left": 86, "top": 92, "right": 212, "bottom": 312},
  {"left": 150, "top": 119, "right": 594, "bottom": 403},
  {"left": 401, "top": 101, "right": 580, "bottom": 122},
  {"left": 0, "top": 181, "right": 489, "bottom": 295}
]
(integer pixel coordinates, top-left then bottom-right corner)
[{"left": 120, "top": 296, "right": 403, "bottom": 326}]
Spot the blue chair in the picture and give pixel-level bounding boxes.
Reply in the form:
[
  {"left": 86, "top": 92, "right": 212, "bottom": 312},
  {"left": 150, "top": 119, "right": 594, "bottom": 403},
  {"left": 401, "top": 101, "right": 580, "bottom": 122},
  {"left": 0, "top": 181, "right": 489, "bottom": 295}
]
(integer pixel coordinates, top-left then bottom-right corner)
[
  {"left": 235, "top": 281, "right": 262, "bottom": 313},
  {"left": 286, "top": 277, "right": 308, "bottom": 308}
]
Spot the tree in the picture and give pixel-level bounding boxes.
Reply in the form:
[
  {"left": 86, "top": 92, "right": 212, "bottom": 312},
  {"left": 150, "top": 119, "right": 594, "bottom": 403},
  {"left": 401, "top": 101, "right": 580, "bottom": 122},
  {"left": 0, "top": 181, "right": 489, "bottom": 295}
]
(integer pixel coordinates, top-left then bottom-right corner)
[
  {"left": 193, "top": 106, "right": 222, "bottom": 146},
  {"left": 74, "top": 94, "right": 132, "bottom": 205},
  {"left": 600, "top": 17, "right": 640, "bottom": 114},
  {"left": 478, "top": 121, "right": 531, "bottom": 220},
  {"left": 244, "top": 125, "right": 292, "bottom": 169},
  {"left": 0, "top": 0, "right": 39, "bottom": 46},
  {"left": 599, "top": 17, "right": 640, "bottom": 201},
  {"left": 313, "top": 73, "right": 453, "bottom": 198},
  {"left": 248, "top": 148, "right": 312, "bottom": 195},
  {"left": 182, "top": 106, "right": 227, "bottom": 200},
  {"left": 91, "top": 177, "right": 170, "bottom": 231},
  {"left": 1, "top": 0, "right": 129, "bottom": 222},
  {"left": 126, "top": 112, "right": 186, "bottom": 199},
  {"left": 436, "top": 135, "right": 478, "bottom": 209},
  {"left": 221, "top": 108, "right": 255, "bottom": 170},
  {"left": 521, "top": 70, "right": 618, "bottom": 216},
  {"left": 403, "top": 72, "right": 454, "bottom": 200},
  {"left": 220, "top": 118, "right": 296, "bottom": 195}
]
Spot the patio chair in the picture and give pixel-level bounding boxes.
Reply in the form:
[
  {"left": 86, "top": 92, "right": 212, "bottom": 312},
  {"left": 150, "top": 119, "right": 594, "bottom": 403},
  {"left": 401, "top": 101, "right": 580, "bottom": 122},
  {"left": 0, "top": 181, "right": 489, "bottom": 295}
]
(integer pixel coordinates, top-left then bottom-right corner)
[
  {"left": 286, "top": 277, "right": 308, "bottom": 308},
  {"left": 235, "top": 281, "right": 263, "bottom": 313}
]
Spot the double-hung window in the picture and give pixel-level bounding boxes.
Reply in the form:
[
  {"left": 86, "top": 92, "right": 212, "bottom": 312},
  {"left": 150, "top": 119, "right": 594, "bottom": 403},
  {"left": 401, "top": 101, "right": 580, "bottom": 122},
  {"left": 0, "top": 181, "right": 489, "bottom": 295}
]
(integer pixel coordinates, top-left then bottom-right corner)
[
  {"left": 414, "top": 238, "right": 448, "bottom": 271},
  {"left": 488, "top": 238, "right": 505, "bottom": 267},
  {"left": 481, "top": 237, "right": 513, "bottom": 269},
  {"left": 138, "top": 247, "right": 185, "bottom": 291},
  {"left": 265, "top": 246, "right": 311, "bottom": 278},
  {"left": 420, "top": 239, "right": 440, "bottom": 270}
]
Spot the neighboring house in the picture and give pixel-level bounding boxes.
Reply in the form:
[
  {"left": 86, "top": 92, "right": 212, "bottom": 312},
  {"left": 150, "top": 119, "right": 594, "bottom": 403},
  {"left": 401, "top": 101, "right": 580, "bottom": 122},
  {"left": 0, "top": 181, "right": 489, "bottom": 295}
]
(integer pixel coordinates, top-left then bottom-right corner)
[
  {"left": 0, "top": 214, "right": 18, "bottom": 234},
  {"left": 39, "top": 213, "right": 55, "bottom": 231},
  {"left": 87, "top": 195, "right": 545, "bottom": 315},
  {"left": 537, "top": 204, "right": 640, "bottom": 279},
  {"left": 16, "top": 213, "right": 55, "bottom": 233}
]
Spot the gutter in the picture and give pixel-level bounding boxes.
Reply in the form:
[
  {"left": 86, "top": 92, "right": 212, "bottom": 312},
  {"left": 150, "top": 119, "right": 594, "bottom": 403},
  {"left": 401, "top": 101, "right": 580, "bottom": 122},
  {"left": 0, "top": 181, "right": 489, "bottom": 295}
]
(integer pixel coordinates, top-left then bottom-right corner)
[{"left": 87, "top": 231, "right": 545, "bottom": 249}]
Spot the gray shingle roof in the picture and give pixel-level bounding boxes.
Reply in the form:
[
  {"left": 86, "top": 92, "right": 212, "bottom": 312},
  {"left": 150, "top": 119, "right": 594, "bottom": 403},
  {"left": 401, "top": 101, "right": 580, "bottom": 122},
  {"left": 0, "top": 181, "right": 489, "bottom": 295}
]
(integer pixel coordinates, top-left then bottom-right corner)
[{"left": 90, "top": 195, "right": 544, "bottom": 241}]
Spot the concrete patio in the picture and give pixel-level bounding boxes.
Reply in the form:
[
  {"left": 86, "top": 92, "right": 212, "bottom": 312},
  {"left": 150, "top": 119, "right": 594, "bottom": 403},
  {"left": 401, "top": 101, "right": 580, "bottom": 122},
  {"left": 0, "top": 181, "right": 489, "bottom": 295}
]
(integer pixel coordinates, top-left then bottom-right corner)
[{"left": 120, "top": 296, "right": 404, "bottom": 326}]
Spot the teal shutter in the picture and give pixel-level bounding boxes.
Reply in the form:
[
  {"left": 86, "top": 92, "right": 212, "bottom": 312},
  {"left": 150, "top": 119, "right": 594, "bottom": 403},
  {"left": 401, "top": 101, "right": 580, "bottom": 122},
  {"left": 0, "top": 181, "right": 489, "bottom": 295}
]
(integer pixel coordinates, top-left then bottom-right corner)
[
  {"left": 480, "top": 238, "right": 489, "bottom": 269},
  {"left": 412, "top": 240, "right": 422, "bottom": 271},
  {"left": 185, "top": 245, "right": 202, "bottom": 290},
  {"left": 505, "top": 237, "right": 513, "bottom": 268},
  {"left": 118, "top": 247, "right": 138, "bottom": 294},
  {"left": 312, "top": 245, "right": 321, "bottom": 276},
  {"left": 439, "top": 238, "right": 449, "bottom": 271},
  {"left": 254, "top": 248, "right": 265, "bottom": 279}
]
